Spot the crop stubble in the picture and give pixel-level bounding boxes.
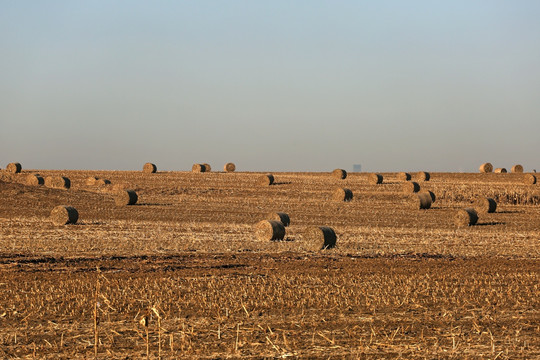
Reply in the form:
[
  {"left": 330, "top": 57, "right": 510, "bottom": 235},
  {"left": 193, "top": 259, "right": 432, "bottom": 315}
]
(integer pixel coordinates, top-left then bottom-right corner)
[{"left": 0, "top": 170, "right": 538, "bottom": 358}]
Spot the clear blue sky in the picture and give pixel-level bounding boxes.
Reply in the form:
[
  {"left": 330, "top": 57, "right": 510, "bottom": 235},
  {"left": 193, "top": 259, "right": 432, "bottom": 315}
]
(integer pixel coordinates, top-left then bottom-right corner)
[{"left": 1, "top": 1, "right": 539, "bottom": 172}]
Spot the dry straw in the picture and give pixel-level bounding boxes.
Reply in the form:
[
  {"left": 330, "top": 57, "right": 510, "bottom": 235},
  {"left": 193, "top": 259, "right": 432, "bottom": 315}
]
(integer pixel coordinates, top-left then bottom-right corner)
[
  {"left": 254, "top": 220, "right": 285, "bottom": 241},
  {"left": 402, "top": 181, "right": 420, "bottom": 193},
  {"left": 524, "top": 174, "right": 537, "bottom": 185},
  {"left": 368, "top": 173, "right": 383, "bottom": 185},
  {"left": 45, "top": 176, "right": 71, "bottom": 190},
  {"left": 50, "top": 205, "right": 79, "bottom": 226},
  {"left": 479, "top": 163, "right": 493, "bottom": 173},
  {"left": 332, "top": 169, "right": 347, "bottom": 180},
  {"left": 266, "top": 212, "right": 290, "bottom": 227},
  {"left": 454, "top": 208, "right": 478, "bottom": 227},
  {"left": 203, "top": 163, "right": 211, "bottom": 172},
  {"left": 409, "top": 192, "right": 432, "bottom": 209},
  {"left": 115, "top": 189, "right": 138, "bottom": 206},
  {"left": 333, "top": 187, "right": 353, "bottom": 202},
  {"left": 473, "top": 197, "right": 497, "bottom": 214},
  {"left": 415, "top": 171, "right": 430, "bottom": 181},
  {"left": 6, "top": 162, "right": 22, "bottom": 173},
  {"left": 494, "top": 168, "right": 507, "bottom": 173},
  {"left": 258, "top": 174, "right": 275, "bottom": 186},
  {"left": 303, "top": 226, "right": 337, "bottom": 250},
  {"left": 398, "top": 172, "right": 411, "bottom": 181},
  {"left": 224, "top": 163, "right": 236, "bottom": 172},
  {"left": 143, "top": 163, "right": 157, "bottom": 173},
  {"left": 511, "top": 164, "right": 524, "bottom": 173},
  {"left": 26, "top": 174, "right": 44, "bottom": 186}
]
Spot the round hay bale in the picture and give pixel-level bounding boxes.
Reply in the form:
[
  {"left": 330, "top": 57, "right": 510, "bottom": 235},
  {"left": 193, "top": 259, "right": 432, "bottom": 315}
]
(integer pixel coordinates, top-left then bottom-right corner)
[
  {"left": 85, "top": 176, "right": 99, "bottom": 186},
  {"left": 224, "top": 163, "right": 236, "bottom": 172},
  {"left": 409, "top": 192, "right": 432, "bottom": 210},
  {"left": 6, "top": 162, "right": 22, "bottom": 173},
  {"left": 402, "top": 181, "right": 420, "bottom": 193},
  {"left": 494, "top": 168, "right": 507, "bottom": 174},
  {"left": 332, "top": 188, "right": 353, "bottom": 202},
  {"left": 115, "top": 189, "right": 138, "bottom": 206},
  {"left": 143, "top": 163, "right": 157, "bottom": 173},
  {"left": 511, "top": 164, "right": 524, "bottom": 173},
  {"left": 202, "top": 163, "right": 211, "bottom": 172},
  {"left": 398, "top": 172, "right": 411, "bottom": 181},
  {"left": 26, "top": 174, "right": 44, "bottom": 186},
  {"left": 50, "top": 205, "right": 78, "bottom": 226},
  {"left": 368, "top": 173, "right": 383, "bottom": 185},
  {"left": 415, "top": 171, "right": 430, "bottom": 181},
  {"left": 524, "top": 174, "right": 537, "bottom": 185},
  {"left": 266, "top": 212, "right": 290, "bottom": 227},
  {"left": 95, "top": 178, "right": 111, "bottom": 186},
  {"left": 332, "top": 169, "right": 347, "bottom": 180},
  {"left": 303, "top": 226, "right": 337, "bottom": 250},
  {"left": 454, "top": 208, "right": 478, "bottom": 227},
  {"left": 473, "top": 197, "right": 497, "bottom": 214},
  {"left": 45, "top": 176, "right": 71, "bottom": 189},
  {"left": 479, "top": 163, "right": 493, "bottom": 173},
  {"left": 420, "top": 190, "right": 436, "bottom": 203},
  {"left": 254, "top": 220, "right": 285, "bottom": 241},
  {"left": 258, "top": 174, "right": 275, "bottom": 186},
  {"left": 192, "top": 164, "right": 206, "bottom": 173}
]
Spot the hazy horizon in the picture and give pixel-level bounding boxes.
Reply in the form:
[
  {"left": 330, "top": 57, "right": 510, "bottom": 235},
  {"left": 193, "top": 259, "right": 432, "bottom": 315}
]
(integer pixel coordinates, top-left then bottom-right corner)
[{"left": 1, "top": 1, "right": 539, "bottom": 173}]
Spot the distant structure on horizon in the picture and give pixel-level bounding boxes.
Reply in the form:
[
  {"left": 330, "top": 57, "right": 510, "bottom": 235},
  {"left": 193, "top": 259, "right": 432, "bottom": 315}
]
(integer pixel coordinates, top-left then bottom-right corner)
[{"left": 353, "top": 164, "right": 362, "bottom": 172}]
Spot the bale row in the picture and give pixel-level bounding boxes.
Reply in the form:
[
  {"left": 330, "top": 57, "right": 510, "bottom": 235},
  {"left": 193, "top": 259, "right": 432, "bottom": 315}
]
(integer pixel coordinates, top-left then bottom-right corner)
[
  {"left": 254, "top": 219, "right": 336, "bottom": 250},
  {"left": 481, "top": 163, "right": 523, "bottom": 173}
]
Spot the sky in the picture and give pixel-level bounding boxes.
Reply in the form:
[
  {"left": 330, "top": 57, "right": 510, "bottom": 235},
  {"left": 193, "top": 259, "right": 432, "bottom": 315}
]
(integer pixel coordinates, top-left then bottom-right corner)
[{"left": 1, "top": 1, "right": 539, "bottom": 172}]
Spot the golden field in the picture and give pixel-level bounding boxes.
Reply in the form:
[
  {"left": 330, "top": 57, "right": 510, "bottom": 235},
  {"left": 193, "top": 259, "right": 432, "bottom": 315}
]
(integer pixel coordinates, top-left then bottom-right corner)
[{"left": 0, "top": 169, "right": 538, "bottom": 359}]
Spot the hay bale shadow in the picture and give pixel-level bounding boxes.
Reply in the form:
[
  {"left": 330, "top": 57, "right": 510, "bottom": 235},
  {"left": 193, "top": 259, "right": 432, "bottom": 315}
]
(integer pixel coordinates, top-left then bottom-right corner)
[{"left": 133, "top": 203, "right": 174, "bottom": 207}]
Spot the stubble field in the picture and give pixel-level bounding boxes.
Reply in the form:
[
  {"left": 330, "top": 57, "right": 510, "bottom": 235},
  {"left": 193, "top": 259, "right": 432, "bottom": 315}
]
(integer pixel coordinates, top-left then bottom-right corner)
[{"left": 0, "top": 169, "right": 538, "bottom": 359}]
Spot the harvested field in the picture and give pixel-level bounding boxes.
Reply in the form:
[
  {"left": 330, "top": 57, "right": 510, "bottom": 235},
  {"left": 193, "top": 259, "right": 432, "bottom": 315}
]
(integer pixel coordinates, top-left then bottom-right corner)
[{"left": 0, "top": 170, "right": 538, "bottom": 359}]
